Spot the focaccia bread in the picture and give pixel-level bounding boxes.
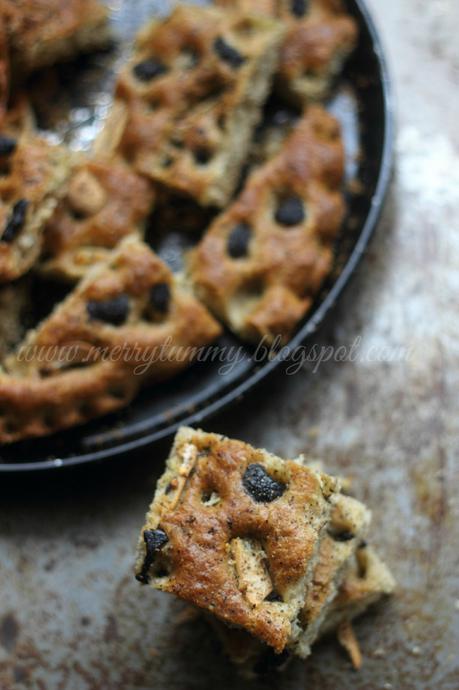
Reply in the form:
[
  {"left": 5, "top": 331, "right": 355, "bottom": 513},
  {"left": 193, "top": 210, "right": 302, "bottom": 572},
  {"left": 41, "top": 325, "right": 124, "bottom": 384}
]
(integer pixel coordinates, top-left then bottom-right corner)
[
  {"left": 276, "top": 0, "right": 358, "bottom": 104},
  {"left": 40, "top": 157, "right": 155, "bottom": 282},
  {"left": 135, "top": 426, "right": 340, "bottom": 652},
  {"left": 295, "top": 492, "right": 371, "bottom": 657},
  {"left": 216, "top": 0, "right": 358, "bottom": 104},
  {"left": 189, "top": 105, "right": 345, "bottom": 344},
  {"left": 0, "top": 132, "right": 73, "bottom": 282},
  {"left": 319, "top": 543, "right": 396, "bottom": 635},
  {"left": 0, "top": 238, "right": 221, "bottom": 443},
  {"left": 213, "top": 543, "right": 394, "bottom": 677},
  {"left": 209, "top": 491, "right": 371, "bottom": 674},
  {"left": 1, "top": 0, "right": 110, "bottom": 73},
  {"left": 110, "top": 4, "right": 285, "bottom": 207},
  {"left": 0, "top": 280, "right": 29, "bottom": 360}
]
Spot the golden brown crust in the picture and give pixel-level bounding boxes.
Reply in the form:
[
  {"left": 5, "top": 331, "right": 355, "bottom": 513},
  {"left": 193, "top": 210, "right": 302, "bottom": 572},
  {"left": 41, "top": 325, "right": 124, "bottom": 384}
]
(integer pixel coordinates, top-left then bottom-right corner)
[
  {"left": 210, "top": 491, "right": 372, "bottom": 671},
  {"left": 0, "top": 361, "right": 139, "bottom": 443},
  {"left": 321, "top": 544, "right": 396, "bottom": 631},
  {"left": 0, "top": 239, "right": 221, "bottom": 443},
  {"left": 277, "top": 12, "right": 357, "bottom": 104},
  {"left": 216, "top": 0, "right": 358, "bottom": 103},
  {"left": 110, "top": 5, "right": 285, "bottom": 207},
  {"left": 295, "top": 493, "right": 371, "bottom": 657},
  {"left": 136, "top": 427, "right": 339, "bottom": 652},
  {"left": 41, "top": 157, "right": 155, "bottom": 281},
  {"left": 2, "top": 0, "right": 110, "bottom": 73},
  {"left": 211, "top": 543, "right": 394, "bottom": 676},
  {"left": 0, "top": 134, "right": 73, "bottom": 282},
  {"left": 189, "top": 105, "right": 345, "bottom": 343}
]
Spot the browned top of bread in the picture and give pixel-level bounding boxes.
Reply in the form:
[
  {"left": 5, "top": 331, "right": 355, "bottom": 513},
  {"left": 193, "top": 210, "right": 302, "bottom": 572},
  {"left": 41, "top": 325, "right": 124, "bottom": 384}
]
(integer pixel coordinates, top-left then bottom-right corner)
[
  {"left": 41, "top": 157, "right": 155, "bottom": 281},
  {"left": 0, "top": 133, "right": 72, "bottom": 282},
  {"left": 110, "top": 5, "right": 284, "bottom": 206},
  {"left": 210, "top": 543, "right": 394, "bottom": 676},
  {"left": 279, "top": 11, "right": 357, "bottom": 81},
  {"left": 189, "top": 105, "right": 345, "bottom": 343},
  {"left": 216, "top": 0, "right": 358, "bottom": 102},
  {"left": 1, "top": 0, "right": 109, "bottom": 71},
  {"left": 136, "top": 427, "right": 339, "bottom": 652},
  {"left": 0, "top": 239, "right": 221, "bottom": 443}
]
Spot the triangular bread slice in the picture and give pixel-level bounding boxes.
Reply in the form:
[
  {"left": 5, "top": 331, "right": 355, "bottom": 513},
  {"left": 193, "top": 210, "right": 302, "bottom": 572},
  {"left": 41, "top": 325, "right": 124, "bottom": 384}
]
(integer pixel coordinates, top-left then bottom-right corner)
[{"left": 0, "top": 238, "right": 221, "bottom": 443}]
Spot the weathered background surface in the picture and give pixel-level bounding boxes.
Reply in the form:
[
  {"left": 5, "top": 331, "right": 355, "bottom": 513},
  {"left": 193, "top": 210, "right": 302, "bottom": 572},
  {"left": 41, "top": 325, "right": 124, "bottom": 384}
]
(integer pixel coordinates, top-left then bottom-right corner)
[{"left": 1, "top": 0, "right": 459, "bottom": 688}]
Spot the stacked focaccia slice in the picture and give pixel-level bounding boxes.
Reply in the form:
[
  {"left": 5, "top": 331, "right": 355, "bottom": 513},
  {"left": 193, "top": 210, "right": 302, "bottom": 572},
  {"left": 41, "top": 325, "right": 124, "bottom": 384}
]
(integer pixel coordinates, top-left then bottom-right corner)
[
  {"left": 135, "top": 428, "right": 395, "bottom": 675},
  {"left": 0, "top": 238, "right": 221, "bottom": 443}
]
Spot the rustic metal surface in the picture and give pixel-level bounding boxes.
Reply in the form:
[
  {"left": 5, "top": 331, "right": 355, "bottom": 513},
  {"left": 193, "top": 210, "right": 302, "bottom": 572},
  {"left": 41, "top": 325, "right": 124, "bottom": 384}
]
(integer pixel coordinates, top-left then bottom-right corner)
[{"left": 1, "top": 0, "right": 459, "bottom": 688}]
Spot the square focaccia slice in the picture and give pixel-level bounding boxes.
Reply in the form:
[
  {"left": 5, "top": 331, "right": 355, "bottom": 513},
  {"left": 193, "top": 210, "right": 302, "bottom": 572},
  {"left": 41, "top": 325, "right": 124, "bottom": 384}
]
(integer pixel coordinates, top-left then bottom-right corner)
[
  {"left": 0, "top": 238, "right": 221, "bottom": 443},
  {"left": 40, "top": 157, "right": 155, "bottom": 282},
  {"left": 135, "top": 426, "right": 340, "bottom": 653},
  {"left": 189, "top": 105, "right": 345, "bottom": 344},
  {"left": 112, "top": 5, "right": 285, "bottom": 207},
  {"left": 2, "top": 0, "right": 110, "bottom": 73},
  {"left": 216, "top": 0, "right": 358, "bottom": 104},
  {"left": 0, "top": 131, "right": 73, "bottom": 282}
]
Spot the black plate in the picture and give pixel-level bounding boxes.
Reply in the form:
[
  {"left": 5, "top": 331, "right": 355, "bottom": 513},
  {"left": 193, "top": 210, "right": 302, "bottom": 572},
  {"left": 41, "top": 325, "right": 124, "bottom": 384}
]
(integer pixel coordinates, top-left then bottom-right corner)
[{"left": 0, "top": 0, "right": 393, "bottom": 472}]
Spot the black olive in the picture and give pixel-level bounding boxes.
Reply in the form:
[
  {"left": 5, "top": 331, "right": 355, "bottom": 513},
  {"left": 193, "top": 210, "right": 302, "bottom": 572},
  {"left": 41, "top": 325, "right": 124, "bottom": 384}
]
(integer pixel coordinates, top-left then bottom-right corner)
[
  {"left": 213, "top": 37, "right": 246, "bottom": 68},
  {"left": 86, "top": 294, "right": 130, "bottom": 326},
  {"left": 150, "top": 283, "right": 171, "bottom": 314},
  {"left": 133, "top": 58, "right": 168, "bottom": 82},
  {"left": 0, "top": 135, "right": 17, "bottom": 156},
  {"left": 1, "top": 199, "right": 29, "bottom": 243},
  {"left": 136, "top": 529, "right": 169, "bottom": 584},
  {"left": 242, "top": 464, "right": 286, "bottom": 503},
  {"left": 227, "top": 223, "right": 252, "bottom": 259},
  {"left": 270, "top": 108, "right": 299, "bottom": 128},
  {"left": 291, "top": 0, "right": 309, "bottom": 18},
  {"left": 328, "top": 528, "right": 355, "bottom": 542},
  {"left": 275, "top": 196, "right": 305, "bottom": 226},
  {"left": 193, "top": 147, "right": 212, "bottom": 165},
  {"left": 264, "top": 590, "right": 283, "bottom": 602}
]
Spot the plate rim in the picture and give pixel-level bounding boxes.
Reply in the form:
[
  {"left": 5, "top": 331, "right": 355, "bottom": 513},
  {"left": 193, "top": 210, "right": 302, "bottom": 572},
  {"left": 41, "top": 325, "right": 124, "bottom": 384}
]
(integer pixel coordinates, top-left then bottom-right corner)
[{"left": 0, "top": 0, "right": 394, "bottom": 473}]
